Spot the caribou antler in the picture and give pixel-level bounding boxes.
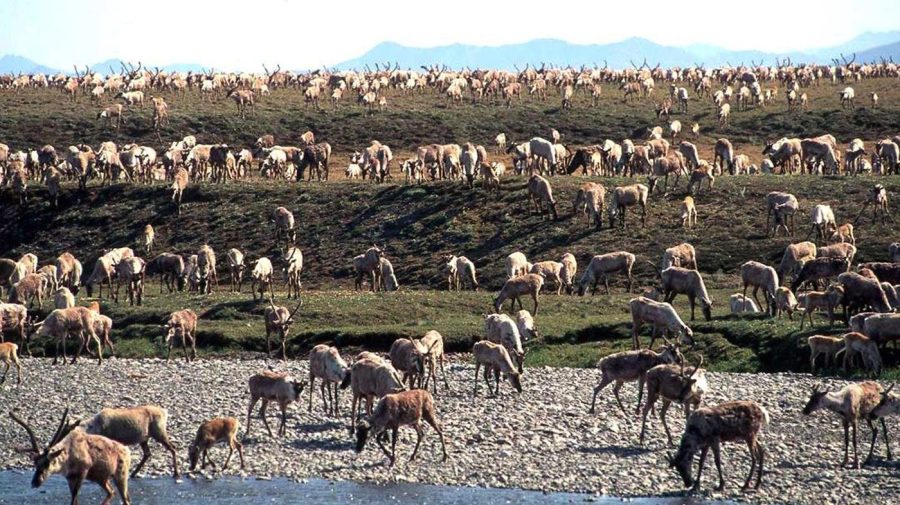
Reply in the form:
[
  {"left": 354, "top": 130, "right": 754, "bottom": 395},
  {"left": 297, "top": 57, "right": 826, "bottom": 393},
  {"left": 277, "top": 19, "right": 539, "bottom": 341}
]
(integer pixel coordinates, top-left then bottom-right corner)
[
  {"left": 840, "top": 52, "right": 856, "bottom": 66},
  {"left": 52, "top": 410, "right": 79, "bottom": 448},
  {"left": 288, "top": 297, "right": 303, "bottom": 319},
  {"left": 124, "top": 61, "right": 141, "bottom": 78},
  {"left": 9, "top": 411, "right": 40, "bottom": 453},
  {"left": 690, "top": 355, "right": 704, "bottom": 378}
]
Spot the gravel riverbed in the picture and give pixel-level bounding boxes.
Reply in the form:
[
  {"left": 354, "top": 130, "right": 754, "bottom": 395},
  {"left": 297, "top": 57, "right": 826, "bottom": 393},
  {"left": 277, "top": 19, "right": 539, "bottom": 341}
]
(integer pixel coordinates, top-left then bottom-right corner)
[{"left": 0, "top": 357, "right": 897, "bottom": 505}]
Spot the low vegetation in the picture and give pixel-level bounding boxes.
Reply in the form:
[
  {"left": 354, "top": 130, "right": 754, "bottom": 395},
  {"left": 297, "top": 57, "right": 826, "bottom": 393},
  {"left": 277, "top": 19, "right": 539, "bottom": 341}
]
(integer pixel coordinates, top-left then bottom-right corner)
[
  {"left": 2, "top": 80, "right": 899, "bottom": 378},
  {"left": 1, "top": 176, "right": 895, "bottom": 378}
]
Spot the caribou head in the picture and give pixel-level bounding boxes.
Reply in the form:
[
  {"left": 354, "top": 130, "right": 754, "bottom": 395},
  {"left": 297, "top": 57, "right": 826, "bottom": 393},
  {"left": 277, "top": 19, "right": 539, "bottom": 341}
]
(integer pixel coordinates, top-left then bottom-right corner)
[{"left": 10, "top": 409, "right": 79, "bottom": 488}]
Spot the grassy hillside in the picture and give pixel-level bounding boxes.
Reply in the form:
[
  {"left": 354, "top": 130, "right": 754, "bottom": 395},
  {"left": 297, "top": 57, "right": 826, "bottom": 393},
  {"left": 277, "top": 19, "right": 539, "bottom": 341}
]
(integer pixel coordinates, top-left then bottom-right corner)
[
  {"left": 69, "top": 286, "right": 900, "bottom": 379},
  {"left": 2, "top": 175, "right": 898, "bottom": 378},
  {"left": 3, "top": 176, "right": 898, "bottom": 289},
  {"left": 1, "top": 79, "right": 898, "bottom": 377},
  {"left": 1, "top": 77, "right": 899, "bottom": 163}
]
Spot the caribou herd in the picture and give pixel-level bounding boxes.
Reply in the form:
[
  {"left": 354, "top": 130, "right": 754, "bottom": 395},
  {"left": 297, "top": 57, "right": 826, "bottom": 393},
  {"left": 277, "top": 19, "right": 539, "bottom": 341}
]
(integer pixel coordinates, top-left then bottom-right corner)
[
  {"left": 3, "top": 54, "right": 900, "bottom": 213},
  {"left": 2, "top": 192, "right": 899, "bottom": 503},
  {"left": 7, "top": 55, "right": 891, "bottom": 118},
  {"left": 2, "top": 56, "right": 900, "bottom": 504}
]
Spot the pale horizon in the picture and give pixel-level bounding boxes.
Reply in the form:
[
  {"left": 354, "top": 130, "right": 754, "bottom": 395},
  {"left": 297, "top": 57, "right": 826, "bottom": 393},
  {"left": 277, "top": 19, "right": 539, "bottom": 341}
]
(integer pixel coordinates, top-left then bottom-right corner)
[{"left": 2, "top": 0, "right": 900, "bottom": 71}]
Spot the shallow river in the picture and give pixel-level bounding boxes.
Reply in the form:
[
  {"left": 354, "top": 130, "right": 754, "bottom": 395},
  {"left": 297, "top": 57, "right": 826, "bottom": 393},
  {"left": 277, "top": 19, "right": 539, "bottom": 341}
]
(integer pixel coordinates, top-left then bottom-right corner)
[{"left": 0, "top": 471, "right": 733, "bottom": 504}]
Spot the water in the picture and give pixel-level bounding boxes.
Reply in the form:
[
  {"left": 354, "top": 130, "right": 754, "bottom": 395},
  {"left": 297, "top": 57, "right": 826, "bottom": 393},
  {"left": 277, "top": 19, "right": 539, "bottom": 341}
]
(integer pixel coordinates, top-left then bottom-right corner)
[{"left": 0, "top": 470, "right": 733, "bottom": 505}]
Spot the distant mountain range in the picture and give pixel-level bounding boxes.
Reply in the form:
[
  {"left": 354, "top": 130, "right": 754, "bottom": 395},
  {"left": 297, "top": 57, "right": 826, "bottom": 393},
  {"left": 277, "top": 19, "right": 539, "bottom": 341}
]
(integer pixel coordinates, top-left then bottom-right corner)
[
  {"left": 86, "top": 59, "right": 207, "bottom": 74},
  {"left": 0, "top": 54, "right": 58, "bottom": 74},
  {"left": 334, "top": 32, "right": 900, "bottom": 70},
  {"left": 3, "top": 31, "right": 900, "bottom": 74},
  {"left": 857, "top": 41, "right": 900, "bottom": 63},
  {"left": 0, "top": 56, "right": 206, "bottom": 75}
]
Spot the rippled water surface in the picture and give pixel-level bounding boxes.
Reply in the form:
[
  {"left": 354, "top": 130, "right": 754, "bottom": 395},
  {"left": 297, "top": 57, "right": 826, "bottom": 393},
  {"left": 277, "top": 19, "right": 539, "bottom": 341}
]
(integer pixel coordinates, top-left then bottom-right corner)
[{"left": 0, "top": 470, "right": 738, "bottom": 505}]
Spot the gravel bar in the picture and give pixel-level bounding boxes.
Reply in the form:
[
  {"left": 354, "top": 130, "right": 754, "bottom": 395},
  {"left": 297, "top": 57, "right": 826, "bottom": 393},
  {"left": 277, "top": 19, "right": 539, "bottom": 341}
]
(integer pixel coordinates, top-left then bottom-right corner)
[{"left": 0, "top": 357, "right": 897, "bottom": 505}]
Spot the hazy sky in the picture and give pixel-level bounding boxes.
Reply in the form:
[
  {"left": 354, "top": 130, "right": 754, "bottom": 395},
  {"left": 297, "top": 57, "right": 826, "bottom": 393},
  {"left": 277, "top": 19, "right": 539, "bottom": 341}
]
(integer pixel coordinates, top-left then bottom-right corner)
[{"left": 2, "top": 0, "right": 899, "bottom": 70}]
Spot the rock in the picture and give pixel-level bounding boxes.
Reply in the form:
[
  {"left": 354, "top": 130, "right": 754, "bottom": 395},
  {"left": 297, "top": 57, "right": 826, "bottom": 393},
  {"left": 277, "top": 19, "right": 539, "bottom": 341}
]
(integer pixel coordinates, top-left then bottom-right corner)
[{"left": 0, "top": 358, "right": 890, "bottom": 504}]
